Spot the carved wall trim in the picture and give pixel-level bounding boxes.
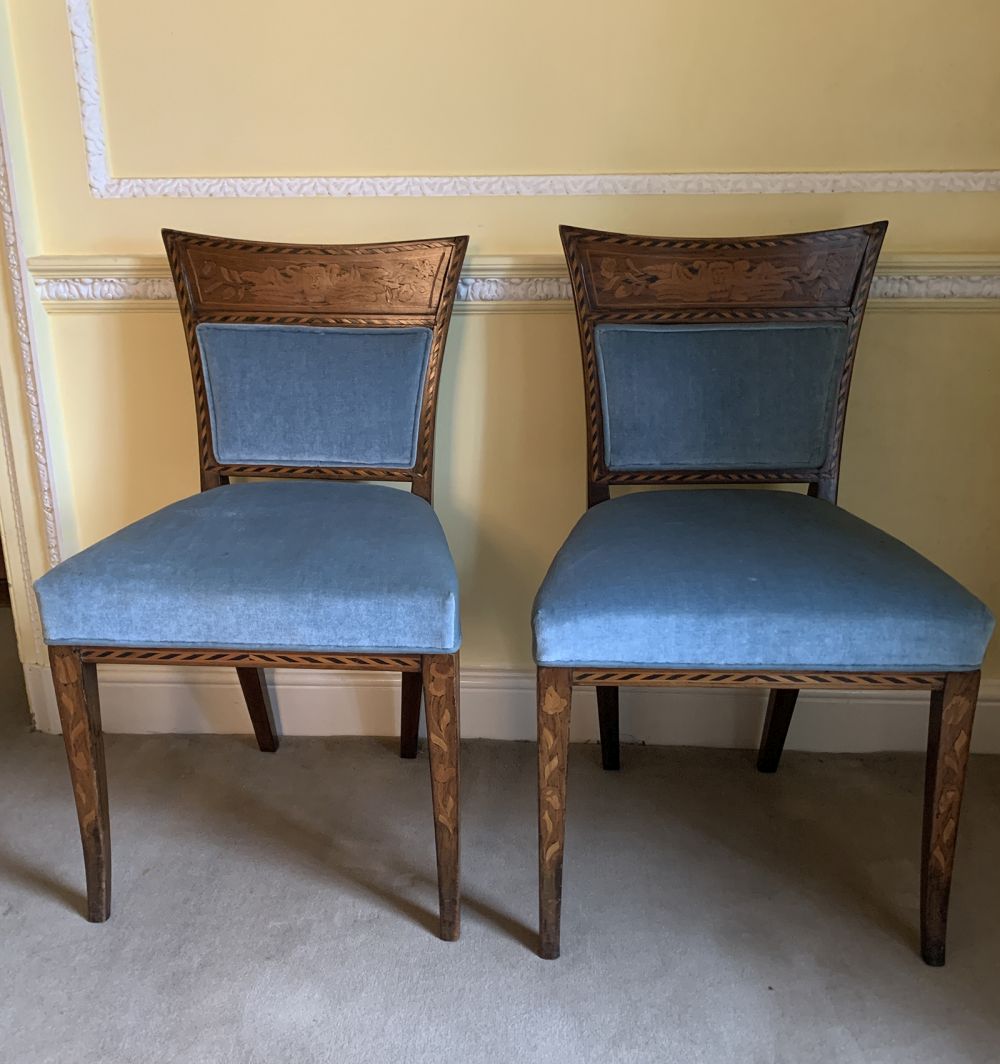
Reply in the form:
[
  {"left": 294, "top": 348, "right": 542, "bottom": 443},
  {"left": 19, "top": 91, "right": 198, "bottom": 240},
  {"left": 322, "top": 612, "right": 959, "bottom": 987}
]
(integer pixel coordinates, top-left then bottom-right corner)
[
  {"left": 29, "top": 254, "right": 1000, "bottom": 312},
  {"left": 0, "top": 99, "right": 62, "bottom": 575},
  {"left": 66, "top": 0, "right": 1000, "bottom": 200}
]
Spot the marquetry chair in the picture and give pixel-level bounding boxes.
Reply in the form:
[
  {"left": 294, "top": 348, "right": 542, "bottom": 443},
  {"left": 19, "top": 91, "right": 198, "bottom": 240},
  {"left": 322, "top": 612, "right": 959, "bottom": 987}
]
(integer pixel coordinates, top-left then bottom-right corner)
[
  {"left": 533, "top": 222, "right": 994, "bottom": 963},
  {"left": 35, "top": 229, "right": 467, "bottom": 940}
]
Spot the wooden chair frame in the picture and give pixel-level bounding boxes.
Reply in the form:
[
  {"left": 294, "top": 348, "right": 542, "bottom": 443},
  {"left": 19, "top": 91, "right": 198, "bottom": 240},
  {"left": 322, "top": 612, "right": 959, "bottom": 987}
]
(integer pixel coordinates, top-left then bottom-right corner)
[
  {"left": 50, "top": 230, "right": 468, "bottom": 940},
  {"left": 538, "top": 222, "right": 979, "bottom": 966}
]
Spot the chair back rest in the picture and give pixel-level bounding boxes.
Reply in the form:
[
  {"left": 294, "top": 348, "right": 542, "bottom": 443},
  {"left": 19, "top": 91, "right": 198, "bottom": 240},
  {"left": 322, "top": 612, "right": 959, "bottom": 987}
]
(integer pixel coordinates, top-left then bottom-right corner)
[
  {"left": 163, "top": 230, "right": 467, "bottom": 499},
  {"left": 560, "top": 222, "right": 886, "bottom": 504}
]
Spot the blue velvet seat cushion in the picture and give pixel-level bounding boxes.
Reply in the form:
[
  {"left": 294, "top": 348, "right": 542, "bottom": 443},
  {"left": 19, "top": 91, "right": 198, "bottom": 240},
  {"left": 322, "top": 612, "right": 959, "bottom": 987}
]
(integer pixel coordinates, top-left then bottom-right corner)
[
  {"left": 196, "top": 323, "right": 432, "bottom": 467},
  {"left": 533, "top": 490, "right": 993, "bottom": 670},
  {"left": 594, "top": 323, "right": 849, "bottom": 470},
  {"left": 35, "top": 481, "right": 459, "bottom": 653}
]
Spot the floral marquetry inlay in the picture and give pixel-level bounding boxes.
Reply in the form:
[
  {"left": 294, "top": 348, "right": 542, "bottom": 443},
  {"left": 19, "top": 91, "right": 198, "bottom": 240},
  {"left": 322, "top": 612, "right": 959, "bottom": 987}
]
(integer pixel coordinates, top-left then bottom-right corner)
[
  {"left": 584, "top": 241, "right": 866, "bottom": 310},
  {"left": 182, "top": 244, "right": 453, "bottom": 316},
  {"left": 593, "top": 250, "right": 860, "bottom": 307}
]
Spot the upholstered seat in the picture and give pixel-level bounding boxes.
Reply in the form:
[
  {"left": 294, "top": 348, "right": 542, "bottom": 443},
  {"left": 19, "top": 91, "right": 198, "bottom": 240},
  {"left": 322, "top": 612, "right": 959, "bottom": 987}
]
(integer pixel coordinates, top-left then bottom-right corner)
[
  {"left": 36, "top": 480, "right": 460, "bottom": 654},
  {"left": 533, "top": 489, "right": 993, "bottom": 671}
]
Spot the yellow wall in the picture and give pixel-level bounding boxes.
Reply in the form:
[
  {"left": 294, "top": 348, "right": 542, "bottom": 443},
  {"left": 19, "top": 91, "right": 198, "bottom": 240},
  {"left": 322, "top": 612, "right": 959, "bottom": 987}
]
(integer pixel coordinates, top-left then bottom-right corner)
[
  {"left": 95, "top": 0, "right": 1000, "bottom": 177},
  {"left": 4, "top": 0, "right": 1000, "bottom": 679}
]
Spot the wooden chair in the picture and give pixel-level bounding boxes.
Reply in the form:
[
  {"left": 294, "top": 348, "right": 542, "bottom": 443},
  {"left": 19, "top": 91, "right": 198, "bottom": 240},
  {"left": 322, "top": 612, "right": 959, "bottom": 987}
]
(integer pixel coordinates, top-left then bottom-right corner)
[
  {"left": 533, "top": 222, "right": 994, "bottom": 963},
  {"left": 35, "top": 230, "right": 467, "bottom": 940}
]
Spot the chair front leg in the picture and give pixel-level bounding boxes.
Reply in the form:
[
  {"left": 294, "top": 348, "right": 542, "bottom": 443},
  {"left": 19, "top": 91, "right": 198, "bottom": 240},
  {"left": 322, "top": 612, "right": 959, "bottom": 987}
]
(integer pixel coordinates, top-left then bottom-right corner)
[
  {"left": 538, "top": 666, "right": 573, "bottom": 959},
  {"left": 236, "top": 667, "right": 279, "bottom": 752},
  {"left": 400, "top": 670, "right": 422, "bottom": 759},
  {"left": 921, "top": 670, "right": 979, "bottom": 966},
  {"left": 422, "top": 653, "right": 460, "bottom": 940},
  {"left": 49, "top": 646, "right": 111, "bottom": 922},
  {"left": 596, "top": 685, "right": 620, "bottom": 770},
  {"left": 756, "top": 688, "right": 799, "bottom": 772}
]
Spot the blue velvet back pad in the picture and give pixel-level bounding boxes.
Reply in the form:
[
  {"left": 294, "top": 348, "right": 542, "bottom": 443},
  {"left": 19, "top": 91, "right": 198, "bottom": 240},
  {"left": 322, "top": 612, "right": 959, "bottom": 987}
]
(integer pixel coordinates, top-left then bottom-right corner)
[
  {"left": 196, "top": 323, "right": 433, "bottom": 467},
  {"left": 594, "top": 322, "right": 849, "bottom": 470}
]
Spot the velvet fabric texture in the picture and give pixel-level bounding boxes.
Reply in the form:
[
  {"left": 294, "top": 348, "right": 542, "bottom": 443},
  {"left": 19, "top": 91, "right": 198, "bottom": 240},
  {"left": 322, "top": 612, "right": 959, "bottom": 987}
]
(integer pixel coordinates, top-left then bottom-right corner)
[
  {"left": 594, "top": 323, "right": 849, "bottom": 471},
  {"left": 532, "top": 490, "right": 994, "bottom": 670},
  {"left": 196, "top": 324, "right": 432, "bottom": 467},
  {"left": 35, "top": 482, "right": 460, "bottom": 653}
]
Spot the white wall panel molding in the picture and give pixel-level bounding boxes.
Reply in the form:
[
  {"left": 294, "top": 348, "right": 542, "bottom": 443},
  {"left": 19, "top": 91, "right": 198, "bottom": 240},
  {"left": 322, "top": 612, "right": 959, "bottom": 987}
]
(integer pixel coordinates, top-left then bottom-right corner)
[
  {"left": 29, "top": 253, "right": 1000, "bottom": 313},
  {"left": 65, "top": 0, "right": 1000, "bottom": 200},
  {"left": 0, "top": 100, "right": 62, "bottom": 576}
]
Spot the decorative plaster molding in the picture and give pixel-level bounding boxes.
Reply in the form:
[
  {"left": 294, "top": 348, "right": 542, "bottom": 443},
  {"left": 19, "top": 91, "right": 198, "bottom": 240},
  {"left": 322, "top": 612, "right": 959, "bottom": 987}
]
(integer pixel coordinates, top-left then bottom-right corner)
[
  {"left": 65, "top": 0, "right": 110, "bottom": 197},
  {"left": 868, "top": 275, "right": 1000, "bottom": 300},
  {"left": 36, "top": 276, "right": 176, "bottom": 302},
  {"left": 66, "top": 0, "right": 1000, "bottom": 200},
  {"left": 457, "top": 275, "right": 572, "bottom": 303},
  {"left": 0, "top": 106, "right": 61, "bottom": 569},
  {"left": 29, "top": 254, "right": 1000, "bottom": 311}
]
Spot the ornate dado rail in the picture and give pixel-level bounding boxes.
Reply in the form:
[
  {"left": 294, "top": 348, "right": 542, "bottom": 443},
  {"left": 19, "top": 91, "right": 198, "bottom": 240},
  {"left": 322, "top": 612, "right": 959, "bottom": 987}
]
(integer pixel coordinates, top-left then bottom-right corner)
[{"left": 28, "top": 254, "right": 1000, "bottom": 313}]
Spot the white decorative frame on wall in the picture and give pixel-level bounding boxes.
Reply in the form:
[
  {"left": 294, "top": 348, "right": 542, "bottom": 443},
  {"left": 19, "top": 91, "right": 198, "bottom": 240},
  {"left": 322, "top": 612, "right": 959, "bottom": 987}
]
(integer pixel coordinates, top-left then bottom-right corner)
[
  {"left": 0, "top": 102, "right": 61, "bottom": 574},
  {"left": 66, "top": 0, "right": 1000, "bottom": 200}
]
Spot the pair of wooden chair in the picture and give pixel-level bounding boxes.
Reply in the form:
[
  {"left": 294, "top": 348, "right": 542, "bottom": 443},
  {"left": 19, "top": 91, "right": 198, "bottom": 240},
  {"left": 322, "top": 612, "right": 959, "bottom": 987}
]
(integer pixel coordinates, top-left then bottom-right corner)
[{"left": 34, "top": 224, "right": 993, "bottom": 967}]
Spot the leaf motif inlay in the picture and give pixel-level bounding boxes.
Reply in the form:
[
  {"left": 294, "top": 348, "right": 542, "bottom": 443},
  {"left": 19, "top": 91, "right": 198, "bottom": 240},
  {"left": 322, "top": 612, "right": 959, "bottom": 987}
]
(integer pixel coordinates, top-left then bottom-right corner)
[
  {"left": 192, "top": 252, "right": 442, "bottom": 311},
  {"left": 590, "top": 247, "right": 861, "bottom": 306}
]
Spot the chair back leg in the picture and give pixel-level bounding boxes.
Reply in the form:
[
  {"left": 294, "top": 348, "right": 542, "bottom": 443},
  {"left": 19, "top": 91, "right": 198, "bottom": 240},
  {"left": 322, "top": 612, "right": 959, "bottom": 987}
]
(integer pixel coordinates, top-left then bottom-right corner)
[
  {"left": 538, "top": 666, "right": 573, "bottom": 959},
  {"left": 756, "top": 688, "right": 800, "bottom": 772},
  {"left": 399, "top": 670, "right": 422, "bottom": 758},
  {"left": 236, "top": 667, "right": 279, "bottom": 752},
  {"left": 50, "top": 646, "right": 111, "bottom": 922},
  {"left": 921, "top": 670, "right": 979, "bottom": 966},
  {"left": 596, "top": 685, "right": 620, "bottom": 770},
  {"left": 422, "top": 653, "right": 461, "bottom": 940}
]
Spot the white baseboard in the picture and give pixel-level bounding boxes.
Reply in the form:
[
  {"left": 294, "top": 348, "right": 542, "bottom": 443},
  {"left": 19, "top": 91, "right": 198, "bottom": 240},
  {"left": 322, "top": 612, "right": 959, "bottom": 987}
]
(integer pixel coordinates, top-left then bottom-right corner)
[{"left": 23, "top": 663, "right": 1000, "bottom": 754}]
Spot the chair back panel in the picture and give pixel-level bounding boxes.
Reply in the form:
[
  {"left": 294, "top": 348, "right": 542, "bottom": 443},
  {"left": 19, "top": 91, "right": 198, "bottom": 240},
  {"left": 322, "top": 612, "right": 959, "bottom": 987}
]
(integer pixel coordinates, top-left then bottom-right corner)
[
  {"left": 196, "top": 324, "right": 432, "bottom": 468},
  {"left": 575, "top": 232, "right": 870, "bottom": 313},
  {"left": 595, "top": 322, "right": 848, "bottom": 471},
  {"left": 177, "top": 241, "right": 453, "bottom": 317},
  {"left": 163, "top": 230, "right": 467, "bottom": 498},
  {"left": 561, "top": 222, "right": 887, "bottom": 502}
]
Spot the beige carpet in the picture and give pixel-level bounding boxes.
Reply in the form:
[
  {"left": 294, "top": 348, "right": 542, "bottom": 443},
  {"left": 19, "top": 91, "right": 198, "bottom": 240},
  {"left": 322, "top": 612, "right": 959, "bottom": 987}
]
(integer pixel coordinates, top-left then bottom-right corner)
[{"left": 1, "top": 707, "right": 999, "bottom": 1063}]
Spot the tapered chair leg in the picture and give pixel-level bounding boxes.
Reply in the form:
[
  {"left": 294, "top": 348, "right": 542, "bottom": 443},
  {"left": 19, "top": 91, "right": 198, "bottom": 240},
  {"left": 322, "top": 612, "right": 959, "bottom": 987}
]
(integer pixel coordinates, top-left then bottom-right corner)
[
  {"left": 756, "top": 688, "right": 799, "bottom": 772},
  {"left": 596, "top": 685, "right": 620, "bottom": 770},
  {"left": 921, "top": 670, "right": 979, "bottom": 966},
  {"left": 400, "top": 670, "right": 422, "bottom": 758},
  {"left": 49, "top": 646, "right": 111, "bottom": 922},
  {"left": 236, "top": 667, "right": 279, "bottom": 752},
  {"left": 538, "top": 666, "right": 573, "bottom": 959},
  {"left": 422, "top": 653, "right": 460, "bottom": 940}
]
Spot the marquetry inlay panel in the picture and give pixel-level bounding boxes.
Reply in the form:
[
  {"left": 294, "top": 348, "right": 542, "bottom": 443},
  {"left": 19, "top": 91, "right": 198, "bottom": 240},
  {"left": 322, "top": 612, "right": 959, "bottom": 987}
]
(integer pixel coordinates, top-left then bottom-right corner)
[{"left": 180, "top": 243, "right": 452, "bottom": 318}]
